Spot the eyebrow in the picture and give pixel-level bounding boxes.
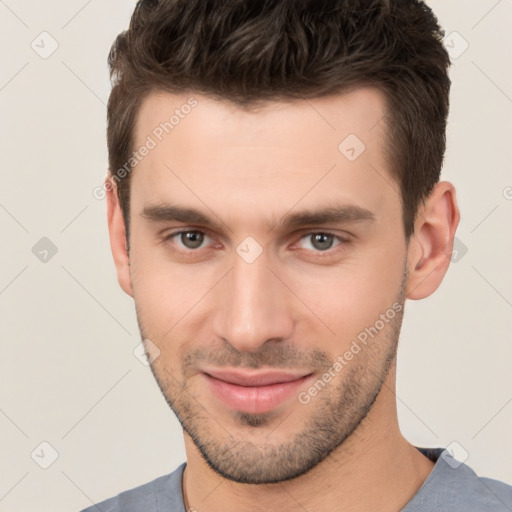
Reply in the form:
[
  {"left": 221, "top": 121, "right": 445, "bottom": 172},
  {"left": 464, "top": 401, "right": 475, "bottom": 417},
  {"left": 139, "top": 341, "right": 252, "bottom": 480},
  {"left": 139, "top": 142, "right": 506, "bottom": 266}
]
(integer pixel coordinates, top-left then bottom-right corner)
[{"left": 141, "top": 203, "right": 376, "bottom": 232}]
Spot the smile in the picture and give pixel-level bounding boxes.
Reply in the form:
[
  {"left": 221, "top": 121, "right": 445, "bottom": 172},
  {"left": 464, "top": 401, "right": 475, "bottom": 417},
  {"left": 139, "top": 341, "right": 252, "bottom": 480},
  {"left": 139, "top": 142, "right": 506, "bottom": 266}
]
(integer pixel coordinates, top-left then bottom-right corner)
[{"left": 201, "top": 369, "right": 315, "bottom": 414}]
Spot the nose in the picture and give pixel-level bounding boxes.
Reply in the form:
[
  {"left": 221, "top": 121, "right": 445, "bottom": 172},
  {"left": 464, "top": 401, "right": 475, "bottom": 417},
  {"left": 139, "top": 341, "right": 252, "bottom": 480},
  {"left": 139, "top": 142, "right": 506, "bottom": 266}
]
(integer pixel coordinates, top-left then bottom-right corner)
[{"left": 212, "top": 247, "right": 294, "bottom": 353}]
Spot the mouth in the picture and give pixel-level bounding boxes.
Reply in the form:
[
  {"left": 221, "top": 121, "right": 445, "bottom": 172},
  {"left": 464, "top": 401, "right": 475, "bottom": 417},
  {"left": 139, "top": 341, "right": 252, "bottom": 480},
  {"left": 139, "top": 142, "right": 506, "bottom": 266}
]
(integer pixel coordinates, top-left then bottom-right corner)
[{"left": 201, "top": 368, "right": 315, "bottom": 415}]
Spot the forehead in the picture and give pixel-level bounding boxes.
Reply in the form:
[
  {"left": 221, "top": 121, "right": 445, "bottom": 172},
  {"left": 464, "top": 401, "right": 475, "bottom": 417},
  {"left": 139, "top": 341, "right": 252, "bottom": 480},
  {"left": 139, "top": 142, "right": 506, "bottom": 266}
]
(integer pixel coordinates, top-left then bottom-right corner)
[
  {"left": 134, "top": 87, "right": 389, "bottom": 150},
  {"left": 129, "top": 87, "right": 397, "bottom": 229}
]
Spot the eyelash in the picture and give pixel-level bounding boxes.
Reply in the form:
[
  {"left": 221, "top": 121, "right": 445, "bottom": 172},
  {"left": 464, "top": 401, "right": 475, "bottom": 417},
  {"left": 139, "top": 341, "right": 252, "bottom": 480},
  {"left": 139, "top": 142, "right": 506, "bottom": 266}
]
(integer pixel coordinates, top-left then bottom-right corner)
[{"left": 161, "top": 229, "right": 350, "bottom": 257}]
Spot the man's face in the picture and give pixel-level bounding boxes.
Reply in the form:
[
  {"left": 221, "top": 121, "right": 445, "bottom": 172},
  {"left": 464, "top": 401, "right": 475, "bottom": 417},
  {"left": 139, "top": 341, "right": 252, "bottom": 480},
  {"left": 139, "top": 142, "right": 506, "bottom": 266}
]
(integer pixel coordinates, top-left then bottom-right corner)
[{"left": 125, "top": 88, "right": 409, "bottom": 483}]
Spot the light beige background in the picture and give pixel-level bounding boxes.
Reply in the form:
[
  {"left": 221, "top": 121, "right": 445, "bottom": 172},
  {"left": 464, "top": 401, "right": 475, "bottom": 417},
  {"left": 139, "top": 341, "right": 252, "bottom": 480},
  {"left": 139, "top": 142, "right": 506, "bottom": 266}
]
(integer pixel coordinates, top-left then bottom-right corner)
[{"left": 0, "top": 1, "right": 511, "bottom": 510}]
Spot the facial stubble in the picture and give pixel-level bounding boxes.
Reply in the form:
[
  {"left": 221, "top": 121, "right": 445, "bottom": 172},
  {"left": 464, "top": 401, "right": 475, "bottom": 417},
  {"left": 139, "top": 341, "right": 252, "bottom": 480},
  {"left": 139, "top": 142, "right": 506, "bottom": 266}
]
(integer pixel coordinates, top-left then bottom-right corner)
[{"left": 135, "top": 267, "right": 408, "bottom": 484}]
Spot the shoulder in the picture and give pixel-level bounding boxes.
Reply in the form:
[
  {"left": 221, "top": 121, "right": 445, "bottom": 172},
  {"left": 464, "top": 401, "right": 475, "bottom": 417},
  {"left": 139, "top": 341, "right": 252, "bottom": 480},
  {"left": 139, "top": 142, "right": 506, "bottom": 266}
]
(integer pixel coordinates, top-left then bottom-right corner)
[
  {"left": 448, "top": 470, "right": 512, "bottom": 510},
  {"left": 78, "top": 462, "right": 186, "bottom": 512},
  {"left": 405, "top": 448, "right": 512, "bottom": 511},
  {"left": 477, "top": 476, "right": 512, "bottom": 510}
]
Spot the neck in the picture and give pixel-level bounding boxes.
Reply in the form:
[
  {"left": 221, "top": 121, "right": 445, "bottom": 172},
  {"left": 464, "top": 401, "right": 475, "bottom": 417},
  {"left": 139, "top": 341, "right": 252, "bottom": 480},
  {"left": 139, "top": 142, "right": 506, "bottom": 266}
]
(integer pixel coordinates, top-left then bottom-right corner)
[{"left": 181, "top": 365, "right": 434, "bottom": 512}]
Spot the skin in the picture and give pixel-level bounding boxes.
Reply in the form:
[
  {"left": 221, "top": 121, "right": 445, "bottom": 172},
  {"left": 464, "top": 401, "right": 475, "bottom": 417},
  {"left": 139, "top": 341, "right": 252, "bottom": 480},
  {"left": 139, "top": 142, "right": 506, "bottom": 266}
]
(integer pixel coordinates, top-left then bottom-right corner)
[{"left": 107, "top": 87, "right": 460, "bottom": 512}]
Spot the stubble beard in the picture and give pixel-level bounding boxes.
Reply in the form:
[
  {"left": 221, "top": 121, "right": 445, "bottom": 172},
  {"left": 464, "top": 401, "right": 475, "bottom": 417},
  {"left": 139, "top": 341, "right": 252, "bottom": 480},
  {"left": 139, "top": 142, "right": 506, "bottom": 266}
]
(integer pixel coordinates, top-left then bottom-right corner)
[{"left": 136, "top": 271, "right": 407, "bottom": 484}]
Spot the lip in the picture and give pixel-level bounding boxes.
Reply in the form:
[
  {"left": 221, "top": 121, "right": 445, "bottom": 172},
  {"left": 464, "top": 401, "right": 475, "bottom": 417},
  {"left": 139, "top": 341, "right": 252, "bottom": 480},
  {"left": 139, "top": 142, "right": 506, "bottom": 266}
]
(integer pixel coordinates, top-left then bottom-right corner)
[{"left": 201, "top": 368, "right": 314, "bottom": 414}]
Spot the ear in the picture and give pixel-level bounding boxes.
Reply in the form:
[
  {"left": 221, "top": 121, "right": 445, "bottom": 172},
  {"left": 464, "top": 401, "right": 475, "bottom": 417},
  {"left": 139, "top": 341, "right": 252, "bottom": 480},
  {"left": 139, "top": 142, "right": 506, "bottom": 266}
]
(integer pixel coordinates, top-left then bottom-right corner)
[
  {"left": 106, "top": 178, "right": 133, "bottom": 297},
  {"left": 405, "top": 181, "right": 460, "bottom": 300}
]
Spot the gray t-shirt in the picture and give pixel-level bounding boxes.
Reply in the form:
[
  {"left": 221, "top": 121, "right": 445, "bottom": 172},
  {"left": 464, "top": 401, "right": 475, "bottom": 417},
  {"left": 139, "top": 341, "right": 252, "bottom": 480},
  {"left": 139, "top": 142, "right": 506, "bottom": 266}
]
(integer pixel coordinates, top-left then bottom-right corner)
[{"left": 80, "top": 448, "right": 512, "bottom": 511}]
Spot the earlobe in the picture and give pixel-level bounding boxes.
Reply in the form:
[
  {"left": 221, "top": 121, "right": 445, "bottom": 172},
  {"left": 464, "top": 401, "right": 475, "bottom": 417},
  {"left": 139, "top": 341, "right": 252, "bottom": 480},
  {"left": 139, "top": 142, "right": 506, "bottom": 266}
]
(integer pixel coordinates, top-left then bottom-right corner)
[
  {"left": 106, "top": 179, "right": 133, "bottom": 297},
  {"left": 405, "top": 181, "right": 460, "bottom": 300}
]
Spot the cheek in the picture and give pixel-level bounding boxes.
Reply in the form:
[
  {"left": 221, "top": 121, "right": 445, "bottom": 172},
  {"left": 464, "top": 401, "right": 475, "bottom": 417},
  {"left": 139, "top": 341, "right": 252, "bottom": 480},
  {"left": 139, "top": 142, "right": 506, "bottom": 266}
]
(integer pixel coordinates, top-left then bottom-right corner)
[
  {"left": 129, "top": 221, "right": 406, "bottom": 357},
  {"left": 129, "top": 241, "right": 221, "bottom": 339},
  {"left": 288, "top": 244, "right": 405, "bottom": 344}
]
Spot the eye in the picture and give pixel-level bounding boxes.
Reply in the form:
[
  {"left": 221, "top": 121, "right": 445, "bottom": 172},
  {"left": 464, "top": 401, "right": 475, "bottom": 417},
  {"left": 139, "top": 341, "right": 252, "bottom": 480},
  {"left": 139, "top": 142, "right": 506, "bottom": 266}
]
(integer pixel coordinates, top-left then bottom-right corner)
[
  {"left": 165, "top": 230, "right": 212, "bottom": 250},
  {"left": 162, "top": 229, "right": 348, "bottom": 256},
  {"left": 296, "top": 232, "right": 345, "bottom": 252}
]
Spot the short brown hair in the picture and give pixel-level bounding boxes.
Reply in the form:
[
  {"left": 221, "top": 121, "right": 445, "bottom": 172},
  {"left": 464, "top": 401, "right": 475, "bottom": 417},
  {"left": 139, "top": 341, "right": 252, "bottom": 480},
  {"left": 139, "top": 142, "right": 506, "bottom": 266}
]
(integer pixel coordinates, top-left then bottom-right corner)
[{"left": 107, "top": 0, "right": 451, "bottom": 239}]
